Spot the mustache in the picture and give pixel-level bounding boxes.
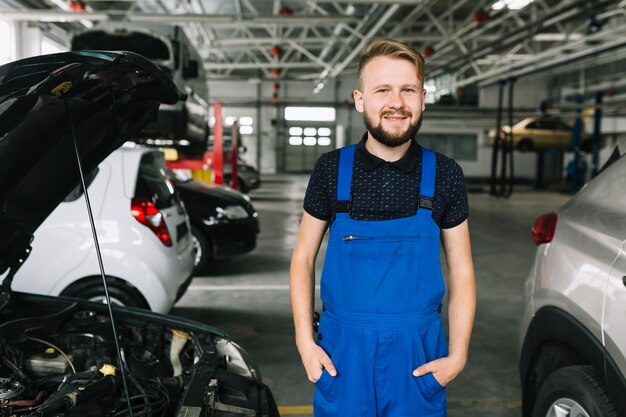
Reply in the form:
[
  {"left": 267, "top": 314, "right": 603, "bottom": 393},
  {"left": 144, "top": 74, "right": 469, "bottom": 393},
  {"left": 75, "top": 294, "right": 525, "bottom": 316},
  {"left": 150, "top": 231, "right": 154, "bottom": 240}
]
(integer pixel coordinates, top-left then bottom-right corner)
[{"left": 380, "top": 110, "right": 411, "bottom": 118}]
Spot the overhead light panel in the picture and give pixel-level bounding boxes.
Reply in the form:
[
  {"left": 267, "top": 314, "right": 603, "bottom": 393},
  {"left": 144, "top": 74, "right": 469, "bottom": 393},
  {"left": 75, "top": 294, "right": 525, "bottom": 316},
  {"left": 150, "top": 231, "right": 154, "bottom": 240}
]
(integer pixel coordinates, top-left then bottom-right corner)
[{"left": 492, "top": 0, "right": 534, "bottom": 10}]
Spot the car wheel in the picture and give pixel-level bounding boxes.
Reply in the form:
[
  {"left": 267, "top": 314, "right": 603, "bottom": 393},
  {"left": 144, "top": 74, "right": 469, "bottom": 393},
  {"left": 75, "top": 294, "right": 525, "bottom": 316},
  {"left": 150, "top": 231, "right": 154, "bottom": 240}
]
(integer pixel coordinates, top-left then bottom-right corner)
[
  {"left": 532, "top": 366, "right": 617, "bottom": 417},
  {"left": 517, "top": 138, "right": 534, "bottom": 152},
  {"left": 61, "top": 277, "right": 150, "bottom": 310},
  {"left": 191, "top": 225, "right": 211, "bottom": 274}
]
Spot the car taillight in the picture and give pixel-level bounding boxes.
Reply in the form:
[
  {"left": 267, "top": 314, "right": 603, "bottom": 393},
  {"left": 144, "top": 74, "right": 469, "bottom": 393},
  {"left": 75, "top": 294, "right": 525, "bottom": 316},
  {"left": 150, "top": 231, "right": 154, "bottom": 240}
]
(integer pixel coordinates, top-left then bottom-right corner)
[
  {"left": 532, "top": 212, "right": 557, "bottom": 245},
  {"left": 131, "top": 198, "right": 172, "bottom": 247}
]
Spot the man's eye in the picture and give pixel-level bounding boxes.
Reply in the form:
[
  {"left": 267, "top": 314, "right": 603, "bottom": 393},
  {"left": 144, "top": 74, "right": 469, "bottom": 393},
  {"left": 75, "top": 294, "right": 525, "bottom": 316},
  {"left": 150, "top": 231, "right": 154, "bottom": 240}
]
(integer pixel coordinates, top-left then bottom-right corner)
[
  {"left": 376, "top": 89, "right": 388, "bottom": 93},
  {"left": 403, "top": 88, "right": 415, "bottom": 93}
]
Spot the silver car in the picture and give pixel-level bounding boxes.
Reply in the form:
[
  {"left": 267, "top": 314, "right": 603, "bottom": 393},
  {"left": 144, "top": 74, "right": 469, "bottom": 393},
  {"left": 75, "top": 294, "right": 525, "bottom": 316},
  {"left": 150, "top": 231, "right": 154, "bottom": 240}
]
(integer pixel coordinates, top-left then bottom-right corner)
[{"left": 519, "top": 139, "right": 626, "bottom": 417}]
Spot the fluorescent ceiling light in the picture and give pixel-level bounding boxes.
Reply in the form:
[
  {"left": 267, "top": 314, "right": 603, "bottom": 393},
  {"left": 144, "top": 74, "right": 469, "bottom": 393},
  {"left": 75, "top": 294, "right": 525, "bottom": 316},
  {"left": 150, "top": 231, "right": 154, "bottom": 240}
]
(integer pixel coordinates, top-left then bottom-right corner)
[{"left": 492, "top": 0, "right": 534, "bottom": 10}]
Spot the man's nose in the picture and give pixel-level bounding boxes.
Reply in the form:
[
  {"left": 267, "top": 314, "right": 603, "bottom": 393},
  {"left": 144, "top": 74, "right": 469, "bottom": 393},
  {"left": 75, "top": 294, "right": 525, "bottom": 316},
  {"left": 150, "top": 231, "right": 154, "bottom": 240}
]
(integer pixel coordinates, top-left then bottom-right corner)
[{"left": 386, "top": 89, "right": 404, "bottom": 109}]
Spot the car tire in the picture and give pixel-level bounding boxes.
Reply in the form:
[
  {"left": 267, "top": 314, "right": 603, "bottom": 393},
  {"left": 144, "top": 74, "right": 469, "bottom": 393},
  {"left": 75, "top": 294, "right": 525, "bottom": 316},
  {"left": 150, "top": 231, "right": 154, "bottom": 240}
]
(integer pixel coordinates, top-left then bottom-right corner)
[
  {"left": 191, "top": 225, "right": 211, "bottom": 274},
  {"left": 517, "top": 138, "right": 534, "bottom": 152},
  {"left": 61, "top": 277, "right": 150, "bottom": 310},
  {"left": 532, "top": 366, "right": 617, "bottom": 417},
  {"left": 237, "top": 177, "right": 250, "bottom": 194}
]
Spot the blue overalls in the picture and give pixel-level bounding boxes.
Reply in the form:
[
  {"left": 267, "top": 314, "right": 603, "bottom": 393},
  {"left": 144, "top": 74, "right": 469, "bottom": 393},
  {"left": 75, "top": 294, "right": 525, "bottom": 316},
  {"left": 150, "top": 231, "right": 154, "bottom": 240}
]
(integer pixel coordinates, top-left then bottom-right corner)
[{"left": 314, "top": 144, "right": 447, "bottom": 417}]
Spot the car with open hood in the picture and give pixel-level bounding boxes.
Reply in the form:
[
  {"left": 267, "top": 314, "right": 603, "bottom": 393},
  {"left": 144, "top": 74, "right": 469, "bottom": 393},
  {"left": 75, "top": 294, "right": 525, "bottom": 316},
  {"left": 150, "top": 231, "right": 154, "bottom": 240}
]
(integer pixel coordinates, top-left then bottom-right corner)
[{"left": 0, "top": 51, "right": 279, "bottom": 417}]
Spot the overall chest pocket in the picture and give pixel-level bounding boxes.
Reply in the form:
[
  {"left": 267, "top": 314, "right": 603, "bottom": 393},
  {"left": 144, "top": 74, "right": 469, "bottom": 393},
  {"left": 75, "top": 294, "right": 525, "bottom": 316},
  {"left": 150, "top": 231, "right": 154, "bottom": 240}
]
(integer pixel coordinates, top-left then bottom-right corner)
[{"left": 341, "top": 235, "right": 427, "bottom": 258}]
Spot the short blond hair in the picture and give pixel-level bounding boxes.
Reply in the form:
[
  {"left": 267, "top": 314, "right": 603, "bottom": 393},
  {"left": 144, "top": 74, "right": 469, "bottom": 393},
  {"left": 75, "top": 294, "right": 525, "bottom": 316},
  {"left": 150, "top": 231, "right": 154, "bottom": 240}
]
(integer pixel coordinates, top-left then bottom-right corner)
[{"left": 357, "top": 39, "right": 425, "bottom": 89}]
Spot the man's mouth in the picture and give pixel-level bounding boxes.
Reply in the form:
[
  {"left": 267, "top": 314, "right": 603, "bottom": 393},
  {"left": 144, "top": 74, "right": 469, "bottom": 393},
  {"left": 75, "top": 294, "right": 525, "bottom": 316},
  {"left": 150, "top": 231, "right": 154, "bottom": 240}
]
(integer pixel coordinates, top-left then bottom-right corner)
[
  {"left": 381, "top": 110, "right": 410, "bottom": 120},
  {"left": 382, "top": 114, "right": 409, "bottom": 123}
]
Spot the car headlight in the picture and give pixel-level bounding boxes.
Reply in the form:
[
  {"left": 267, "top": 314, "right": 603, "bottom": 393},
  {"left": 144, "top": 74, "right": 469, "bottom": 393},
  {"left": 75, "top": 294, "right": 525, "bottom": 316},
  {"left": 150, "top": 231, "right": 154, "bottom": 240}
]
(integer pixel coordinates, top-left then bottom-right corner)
[
  {"left": 215, "top": 337, "right": 262, "bottom": 382},
  {"left": 216, "top": 205, "right": 249, "bottom": 220}
]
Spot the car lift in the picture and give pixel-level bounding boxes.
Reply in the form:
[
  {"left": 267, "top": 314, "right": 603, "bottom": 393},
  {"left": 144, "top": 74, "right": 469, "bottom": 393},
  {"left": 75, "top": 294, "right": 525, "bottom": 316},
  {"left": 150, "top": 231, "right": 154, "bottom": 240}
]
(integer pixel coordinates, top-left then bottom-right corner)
[
  {"left": 536, "top": 93, "right": 603, "bottom": 194},
  {"left": 490, "top": 77, "right": 516, "bottom": 198},
  {"left": 166, "top": 102, "right": 241, "bottom": 190}
]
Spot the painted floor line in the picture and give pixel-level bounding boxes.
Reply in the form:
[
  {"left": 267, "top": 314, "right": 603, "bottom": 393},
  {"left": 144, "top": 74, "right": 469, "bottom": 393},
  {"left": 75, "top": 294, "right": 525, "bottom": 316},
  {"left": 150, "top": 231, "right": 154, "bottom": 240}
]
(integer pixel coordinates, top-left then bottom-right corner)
[
  {"left": 188, "top": 284, "right": 320, "bottom": 291},
  {"left": 277, "top": 400, "right": 521, "bottom": 415},
  {"left": 278, "top": 405, "right": 313, "bottom": 415}
]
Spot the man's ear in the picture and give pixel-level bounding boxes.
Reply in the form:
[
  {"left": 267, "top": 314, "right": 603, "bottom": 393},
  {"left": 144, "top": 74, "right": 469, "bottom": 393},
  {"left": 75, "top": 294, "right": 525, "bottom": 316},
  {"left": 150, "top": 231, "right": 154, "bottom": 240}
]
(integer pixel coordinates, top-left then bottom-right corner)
[{"left": 353, "top": 89, "right": 364, "bottom": 113}]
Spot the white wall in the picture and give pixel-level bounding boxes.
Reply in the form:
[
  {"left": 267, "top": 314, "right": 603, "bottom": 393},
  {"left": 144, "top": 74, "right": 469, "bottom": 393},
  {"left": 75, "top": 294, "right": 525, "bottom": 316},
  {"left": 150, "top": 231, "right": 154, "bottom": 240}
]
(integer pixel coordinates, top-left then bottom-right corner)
[
  {"left": 14, "top": 22, "right": 42, "bottom": 60},
  {"left": 479, "top": 75, "right": 549, "bottom": 109}
]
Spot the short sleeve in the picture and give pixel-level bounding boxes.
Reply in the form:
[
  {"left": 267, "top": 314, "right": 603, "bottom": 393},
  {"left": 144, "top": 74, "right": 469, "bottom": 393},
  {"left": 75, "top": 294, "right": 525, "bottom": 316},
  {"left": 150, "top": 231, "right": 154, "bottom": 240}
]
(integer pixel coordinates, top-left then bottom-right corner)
[
  {"left": 440, "top": 160, "right": 469, "bottom": 229},
  {"left": 303, "top": 151, "right": 338, "bottom": 221}
]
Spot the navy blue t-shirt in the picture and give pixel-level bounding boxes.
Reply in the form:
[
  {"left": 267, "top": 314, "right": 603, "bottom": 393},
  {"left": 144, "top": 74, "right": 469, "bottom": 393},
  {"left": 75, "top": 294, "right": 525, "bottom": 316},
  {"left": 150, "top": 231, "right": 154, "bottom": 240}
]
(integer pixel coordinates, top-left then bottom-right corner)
[{"left": 303, "top": 134, "right": 469, "bottom": 229}]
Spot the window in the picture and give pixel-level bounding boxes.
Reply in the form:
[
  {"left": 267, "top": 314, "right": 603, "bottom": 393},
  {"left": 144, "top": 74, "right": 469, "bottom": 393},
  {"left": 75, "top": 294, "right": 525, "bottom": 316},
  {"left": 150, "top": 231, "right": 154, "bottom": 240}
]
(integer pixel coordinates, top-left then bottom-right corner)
[
  {"left": 135, "top": 153, "right": 176, "bottom": 210},
  {"left": 284, "top": 107, "right": 336, "bottom": 122},
  {"left": 0, "top": 20, "right": 11, "bottom": 65},
  {"left": 418, "top": 133, "right": 477, "bottom": 161},
  {"left": 318, "top": 127, "right": 331, "bottom": 136},
  {"left": 303, "top": 127, "right": 317, "bottom": 136},
  {"left": 288, "top": 124, "right": 334, "bottom": 147},
  {"left": 318, "top": 137, "right": 331, "bottom": 146},
  {"left": 239, "top": 125, "right": 253, "bottom": 135},
  {"left": 289, "top": 127, "right": 303, "bottom": 136}
]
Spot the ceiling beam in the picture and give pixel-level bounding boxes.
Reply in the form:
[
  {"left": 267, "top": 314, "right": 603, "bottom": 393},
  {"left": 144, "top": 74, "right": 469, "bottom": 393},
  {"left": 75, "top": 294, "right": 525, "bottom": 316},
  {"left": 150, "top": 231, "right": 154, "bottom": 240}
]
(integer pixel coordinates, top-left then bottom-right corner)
[
  {"left": 203, "top": 62, "right": 324, "bottom": 70},
  {"left": 0, "top": 9, "right": 358, "bottom": 26}
]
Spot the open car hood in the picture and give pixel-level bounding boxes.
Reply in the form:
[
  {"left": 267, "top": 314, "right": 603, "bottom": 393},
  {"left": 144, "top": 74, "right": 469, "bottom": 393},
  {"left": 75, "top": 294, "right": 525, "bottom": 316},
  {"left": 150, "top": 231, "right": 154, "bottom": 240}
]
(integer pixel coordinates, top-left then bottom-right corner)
[{"left": 0, "top": 51, "right": 183, "bottom": 276}]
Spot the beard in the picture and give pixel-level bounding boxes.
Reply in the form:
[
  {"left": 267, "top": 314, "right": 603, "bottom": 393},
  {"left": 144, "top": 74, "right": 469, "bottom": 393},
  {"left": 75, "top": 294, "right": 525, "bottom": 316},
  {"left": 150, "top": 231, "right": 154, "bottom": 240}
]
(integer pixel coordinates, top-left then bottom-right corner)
[{"left": 363, "top": 109, "right": 422, "bottom": 148}]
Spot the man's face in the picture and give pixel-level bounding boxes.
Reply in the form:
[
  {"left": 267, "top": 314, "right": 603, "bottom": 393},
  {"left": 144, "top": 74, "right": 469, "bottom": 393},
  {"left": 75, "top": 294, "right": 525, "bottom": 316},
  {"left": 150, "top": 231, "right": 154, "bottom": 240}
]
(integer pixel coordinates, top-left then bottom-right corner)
[{"left": 353, "top": 56, "right": 426, "bottom": 148}]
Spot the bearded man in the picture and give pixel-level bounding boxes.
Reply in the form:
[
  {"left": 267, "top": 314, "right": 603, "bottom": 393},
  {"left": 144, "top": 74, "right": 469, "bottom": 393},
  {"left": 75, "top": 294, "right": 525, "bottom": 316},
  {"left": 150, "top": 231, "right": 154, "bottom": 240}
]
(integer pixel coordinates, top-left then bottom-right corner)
[{"left": 290, "top": 38, "right": 476, "bottom": 417}]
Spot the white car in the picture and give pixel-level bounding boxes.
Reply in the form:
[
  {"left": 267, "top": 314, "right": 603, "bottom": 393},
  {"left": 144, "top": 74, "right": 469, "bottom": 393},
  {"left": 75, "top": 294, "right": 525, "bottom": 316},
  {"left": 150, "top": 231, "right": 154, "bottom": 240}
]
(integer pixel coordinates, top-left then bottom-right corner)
[
  {"left": 519, "top": 139, "right": 626, "bottom": 417},
  {"left": 12, "top": 146, "right": 195, "bottom": 314}
]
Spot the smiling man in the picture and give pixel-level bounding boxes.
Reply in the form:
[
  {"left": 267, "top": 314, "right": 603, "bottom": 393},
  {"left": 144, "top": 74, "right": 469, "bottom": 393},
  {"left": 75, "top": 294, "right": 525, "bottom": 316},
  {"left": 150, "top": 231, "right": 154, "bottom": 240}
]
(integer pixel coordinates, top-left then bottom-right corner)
[{"left": 290, "top": 39, "right": 476, "bottom": 417}]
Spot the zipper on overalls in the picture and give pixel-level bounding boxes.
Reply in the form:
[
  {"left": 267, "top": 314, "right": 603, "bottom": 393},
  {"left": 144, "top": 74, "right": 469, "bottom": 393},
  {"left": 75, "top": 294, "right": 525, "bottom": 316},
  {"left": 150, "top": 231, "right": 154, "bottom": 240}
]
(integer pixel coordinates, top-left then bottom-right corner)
[{"left": 343, "top": 235, "right": 370, "bottom": 241}]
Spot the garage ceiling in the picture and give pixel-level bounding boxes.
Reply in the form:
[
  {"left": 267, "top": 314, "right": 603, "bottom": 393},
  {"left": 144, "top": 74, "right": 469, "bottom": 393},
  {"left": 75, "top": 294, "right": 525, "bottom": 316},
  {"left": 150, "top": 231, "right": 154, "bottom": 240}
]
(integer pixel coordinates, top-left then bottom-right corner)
[{"left": 2, "top": 0, "right": 626, "bottom": 91}]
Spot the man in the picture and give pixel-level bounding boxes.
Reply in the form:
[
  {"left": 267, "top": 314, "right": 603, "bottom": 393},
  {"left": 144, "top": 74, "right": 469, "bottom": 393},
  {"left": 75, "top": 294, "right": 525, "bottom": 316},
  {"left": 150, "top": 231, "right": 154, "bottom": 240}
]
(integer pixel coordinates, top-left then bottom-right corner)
[{"left": 290, "top": 39, "right": 476, "bottom": 417}]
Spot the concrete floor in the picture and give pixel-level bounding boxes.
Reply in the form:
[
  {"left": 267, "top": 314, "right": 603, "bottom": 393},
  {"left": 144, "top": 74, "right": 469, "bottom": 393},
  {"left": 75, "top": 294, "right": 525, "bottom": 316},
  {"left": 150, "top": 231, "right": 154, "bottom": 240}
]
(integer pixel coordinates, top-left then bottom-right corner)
[{"left": 172, "top": 173, "right": 571, "bottom": 417}]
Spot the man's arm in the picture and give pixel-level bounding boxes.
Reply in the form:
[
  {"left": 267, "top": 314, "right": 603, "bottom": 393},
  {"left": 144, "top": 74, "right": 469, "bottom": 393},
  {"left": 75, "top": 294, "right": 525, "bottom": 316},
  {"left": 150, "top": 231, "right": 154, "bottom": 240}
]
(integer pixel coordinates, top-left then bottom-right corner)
[
  {"left": 290, "top": 212, "right": 337, "bottom": 382},
  {"left": 414, "top": 219, "right": 476, "bottom": 385}
]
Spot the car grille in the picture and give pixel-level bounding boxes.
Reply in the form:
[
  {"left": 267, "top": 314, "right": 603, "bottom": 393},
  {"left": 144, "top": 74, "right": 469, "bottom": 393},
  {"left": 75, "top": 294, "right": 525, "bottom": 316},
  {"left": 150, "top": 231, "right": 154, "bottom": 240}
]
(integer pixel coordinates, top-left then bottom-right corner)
[{"left": 177, "top": 222, "right": 189, "bottom": 241}]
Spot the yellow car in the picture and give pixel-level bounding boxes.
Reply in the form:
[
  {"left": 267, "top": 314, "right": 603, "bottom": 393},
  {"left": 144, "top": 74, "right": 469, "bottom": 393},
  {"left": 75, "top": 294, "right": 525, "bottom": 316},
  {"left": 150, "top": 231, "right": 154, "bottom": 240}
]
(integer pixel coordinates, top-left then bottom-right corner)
[{"left": 488, "top": 117, "right": 588, "bottom": 152}]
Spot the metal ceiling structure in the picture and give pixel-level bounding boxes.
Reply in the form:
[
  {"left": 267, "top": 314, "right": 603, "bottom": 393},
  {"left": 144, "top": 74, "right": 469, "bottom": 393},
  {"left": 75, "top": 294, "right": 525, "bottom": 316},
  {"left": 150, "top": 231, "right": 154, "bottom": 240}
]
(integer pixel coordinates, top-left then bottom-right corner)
[{"left": 1, "top": 0, "right": 626, "bottom": 94}]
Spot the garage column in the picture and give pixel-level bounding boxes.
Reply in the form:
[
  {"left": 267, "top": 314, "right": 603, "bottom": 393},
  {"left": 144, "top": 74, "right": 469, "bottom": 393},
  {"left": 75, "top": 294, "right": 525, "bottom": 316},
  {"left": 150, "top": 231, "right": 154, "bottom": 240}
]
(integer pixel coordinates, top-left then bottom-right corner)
[{"left": 14, "top": 22, "right": 42, "bottom": 60}]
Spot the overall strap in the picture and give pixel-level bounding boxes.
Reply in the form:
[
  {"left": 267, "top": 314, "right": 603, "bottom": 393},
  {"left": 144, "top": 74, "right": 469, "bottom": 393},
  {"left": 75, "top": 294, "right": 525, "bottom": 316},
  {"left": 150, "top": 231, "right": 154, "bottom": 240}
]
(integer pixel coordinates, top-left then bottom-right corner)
[
  {"left": 418, "top": 148, "right": 436, "bottom": 210},
  {"left": 335, "top": 144, "right": 356, "bottom": 216}
]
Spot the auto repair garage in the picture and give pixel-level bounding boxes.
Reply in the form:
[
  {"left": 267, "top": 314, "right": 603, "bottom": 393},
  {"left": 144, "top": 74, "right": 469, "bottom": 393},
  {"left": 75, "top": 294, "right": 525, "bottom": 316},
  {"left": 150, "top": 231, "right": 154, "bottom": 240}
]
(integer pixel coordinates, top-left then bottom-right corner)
[{"left": 0, "top": 1, "right": 625, "bottom": 417}]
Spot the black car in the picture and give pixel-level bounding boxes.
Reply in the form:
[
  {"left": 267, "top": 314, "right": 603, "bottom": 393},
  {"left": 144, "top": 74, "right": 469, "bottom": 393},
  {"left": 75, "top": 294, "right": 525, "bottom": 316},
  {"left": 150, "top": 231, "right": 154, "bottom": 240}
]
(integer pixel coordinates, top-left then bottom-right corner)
[
  {"left": 224, "top": 161, "right": 261, "bottom": 194},
  {"left": 166, "top": 169, "right": 259, "bottom": 274},
  {"left": 0, "top": 51, "right": 279, "bottom": 417}
]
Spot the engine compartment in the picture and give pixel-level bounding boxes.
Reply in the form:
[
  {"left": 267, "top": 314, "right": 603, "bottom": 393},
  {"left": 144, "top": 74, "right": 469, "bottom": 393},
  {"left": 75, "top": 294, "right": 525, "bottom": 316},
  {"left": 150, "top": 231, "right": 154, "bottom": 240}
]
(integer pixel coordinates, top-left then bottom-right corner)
[{"left": 0, "top": 296, "right": 277, "bottom": 417}]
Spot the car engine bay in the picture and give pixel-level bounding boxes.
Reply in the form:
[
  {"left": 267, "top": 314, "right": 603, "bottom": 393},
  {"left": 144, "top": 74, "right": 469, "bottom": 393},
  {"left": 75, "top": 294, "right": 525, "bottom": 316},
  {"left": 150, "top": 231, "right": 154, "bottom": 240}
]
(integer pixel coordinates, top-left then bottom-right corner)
[{"left": 0, "top": 297, "right": 276, "bottom": 417}]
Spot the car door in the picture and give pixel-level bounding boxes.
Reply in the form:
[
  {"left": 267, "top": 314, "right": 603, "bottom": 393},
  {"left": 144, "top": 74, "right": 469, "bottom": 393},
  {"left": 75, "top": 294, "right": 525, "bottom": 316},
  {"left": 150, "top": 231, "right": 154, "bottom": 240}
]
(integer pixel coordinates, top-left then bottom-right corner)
[
  {"left": 601, "top": 154, "right": 626, "bottom": 381},
  {"left": 603, "top": 239, "right": 626, "bottom": 382}
]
